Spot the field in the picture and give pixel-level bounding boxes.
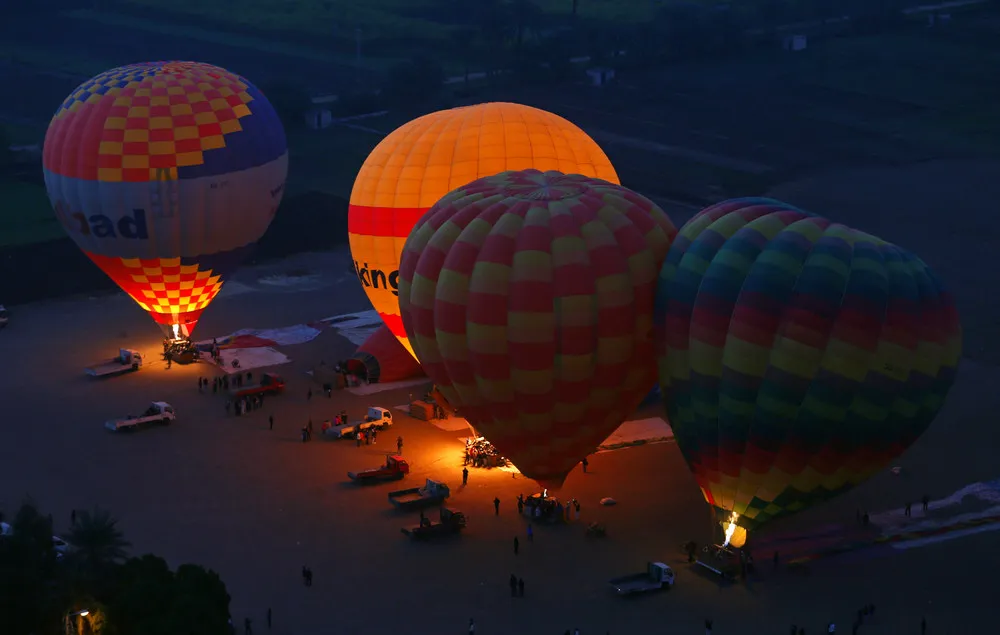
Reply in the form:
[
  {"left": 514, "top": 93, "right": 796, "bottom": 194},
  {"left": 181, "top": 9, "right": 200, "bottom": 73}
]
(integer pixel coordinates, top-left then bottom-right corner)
[
  {"left": 108, "top": 0, "right": 693, "bottom": 41},
  {"left": 0, "top": 181, "right": 60, "bottom": 246}
]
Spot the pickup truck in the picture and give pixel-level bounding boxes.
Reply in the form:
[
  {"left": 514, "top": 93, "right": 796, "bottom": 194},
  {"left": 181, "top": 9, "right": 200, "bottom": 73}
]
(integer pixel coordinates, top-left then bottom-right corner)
[
  {"left": 348, "top": 454, "right": 410, "bottom": 483},
  {"left": 325, "top": 406, "right": 393, "bottom": 439},
  {"left": 231, "top": 372, "right": 285, "bottom": 398},
  {"left": 86, "top": 349, "right": 143, "bottom": 377},
  {"left": 105, "top": 402, "right": 176, "bottom": 433},
  {"left": 388, "top": 478, "right": 450, "bottom": 511},
  {"left": 402, "top": 507, "right": 467, "bottom": 539},
  {"left": 608, "top": 562, "right": 675, "bottom": 595}
]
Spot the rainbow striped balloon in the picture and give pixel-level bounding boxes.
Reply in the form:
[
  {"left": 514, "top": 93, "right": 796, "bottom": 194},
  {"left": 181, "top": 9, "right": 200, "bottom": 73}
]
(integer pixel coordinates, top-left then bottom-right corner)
[
  {"left": 655, "top": 198, "right": 962, "bottom": 541},
  {"left": 399, "top": 170, "right": 676, "bottom": 484}
]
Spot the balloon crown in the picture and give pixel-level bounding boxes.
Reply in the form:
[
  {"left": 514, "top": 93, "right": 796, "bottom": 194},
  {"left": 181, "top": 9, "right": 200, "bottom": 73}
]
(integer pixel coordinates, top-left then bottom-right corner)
[{"left": 500, "top": 170, "right": 589, "bottom": 201}]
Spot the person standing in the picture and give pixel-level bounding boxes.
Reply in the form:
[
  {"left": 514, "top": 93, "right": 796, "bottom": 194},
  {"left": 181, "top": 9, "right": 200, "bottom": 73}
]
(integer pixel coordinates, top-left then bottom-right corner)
[
  {"left": 513, "top": 536, "right": 519, "bottom": 555},
  {"left": 527, "top": 523, "right": 533, "bottom": 542},
  {"left": 269, "top": 415, "right": 274, "bottom": 431},
  {"left": 922, "top": 494, "right": 930, "bottom": 513},
  {"left": 517, "top": 577, "right": 524, "bottom": 597},
  {"left": 509, "top": 573, "right": 517, "bottom": 597},
  {"left": 468, "top": 618, "right": 475, "bottom": 634},
  {"left": 517, "top": 494, "right": 524, "bottom": 515},
  {"left": 266, "top": 608, "right": 271, "bottom": 630},
  {"left": 244, "top": 617, "right": 252, "bottom": 635},
  {"left": 705, "top": 619, "right": 713, "bottom": 635},
  {"left": 462, "top": 467, "right": 469, "bottom": 485},
  {"left": 397, "top": 436, "right": 403, "bottom": 454},
  {"left": 581, "top": 457, "right": 589, "bottom": 473},
  {"left": 494, "top": 497, "right": 501, "bottom": 515}
]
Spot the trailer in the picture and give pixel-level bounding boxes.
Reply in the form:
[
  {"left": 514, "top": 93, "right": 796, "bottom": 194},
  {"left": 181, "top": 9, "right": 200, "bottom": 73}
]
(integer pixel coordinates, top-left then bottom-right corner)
[
  {"left": 388, "top": 479, "right": 450, "bottom": 511},
  {"left": 86, "top": 349, "right": 144, "bottom": 377},
  {"left": 325, "top": 406, "right": 393, "bottom": 439}
]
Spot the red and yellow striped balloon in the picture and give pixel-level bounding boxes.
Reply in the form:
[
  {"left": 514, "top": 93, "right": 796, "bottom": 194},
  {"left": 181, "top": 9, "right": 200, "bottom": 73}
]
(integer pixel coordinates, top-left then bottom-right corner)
[
  {"left": 398, "top": 170, "right": 676, "bottom": 485},
  {"left": 349, "top": 102, "right": 619, "bottom": 359}
]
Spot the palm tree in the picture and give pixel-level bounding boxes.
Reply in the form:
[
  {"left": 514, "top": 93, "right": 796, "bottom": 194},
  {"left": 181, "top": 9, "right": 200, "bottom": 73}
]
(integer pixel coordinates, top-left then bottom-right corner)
[{"left": 67, "top": 508, "right": 130, "bottom": 576}]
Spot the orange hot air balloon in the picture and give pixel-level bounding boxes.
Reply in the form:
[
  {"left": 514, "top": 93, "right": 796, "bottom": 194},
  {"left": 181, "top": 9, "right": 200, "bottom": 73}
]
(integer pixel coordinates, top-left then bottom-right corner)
[
  {"left": 348, "top": 102, "right": 618, "bottom": 359},
  {"left": 398, "top": 170, "right": 677, "bottom": 485}
]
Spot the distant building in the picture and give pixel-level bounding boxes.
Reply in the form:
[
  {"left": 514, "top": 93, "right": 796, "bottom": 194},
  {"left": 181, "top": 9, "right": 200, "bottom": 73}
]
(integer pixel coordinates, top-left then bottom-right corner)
[
  {"left": 782, "top": 34, "right": 808, "bottom": 52},
  {"left": 305, "top": 108, "right": 334, "bottom": 130},
  {"left": 586, "top": 67, "right": 616, "bottom": 87}
]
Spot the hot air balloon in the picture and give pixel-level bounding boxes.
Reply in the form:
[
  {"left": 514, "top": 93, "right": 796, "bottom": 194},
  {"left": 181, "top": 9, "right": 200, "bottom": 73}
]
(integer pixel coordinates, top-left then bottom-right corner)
[
  {"left": 43, "top": 61, "right": 288, "bottom": 340},
  {"left": 655, "top": 198, "right": 962, "bottom": 548},
  {"left": 347, "top": 324, "right": 423, "bottom": 384},
  {"left": 349, "top": 102, "right": 619, "bottom": 359},
  {"left": 398, "top": 169, "right": 677, "bottom": 485}
]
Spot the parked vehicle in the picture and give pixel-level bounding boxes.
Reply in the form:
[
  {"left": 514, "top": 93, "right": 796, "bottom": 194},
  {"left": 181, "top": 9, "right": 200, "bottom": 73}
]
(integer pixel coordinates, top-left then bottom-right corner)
[
  {"left": 86, "top": 349, "right": 143, "bottom": 377},
  {"left": 230, "top": 372, "right": 285, "bottom": 398},
  {"left": 388, "top": 479, "right": 450, "bottom": 511},
  {"left": 402, "top": 507, "right": 467, "bottom": 539},
  {"left": 105, "top": 402, "right": 176, "bottom": 432},
  {"left": 348, "top": 454, "right": 410, "bottom": 483},
  {"left": 609, "top": 562, "right": 675, "bottom": 595},
  {"left": 325, "top": 406, "right": 393, "bottom": 439}
]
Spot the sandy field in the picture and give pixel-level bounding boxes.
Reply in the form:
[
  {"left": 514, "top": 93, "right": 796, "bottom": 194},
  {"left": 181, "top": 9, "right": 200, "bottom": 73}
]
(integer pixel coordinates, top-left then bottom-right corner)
[{"left": 2, "top": 160, "right": 999, "bottom": 634}]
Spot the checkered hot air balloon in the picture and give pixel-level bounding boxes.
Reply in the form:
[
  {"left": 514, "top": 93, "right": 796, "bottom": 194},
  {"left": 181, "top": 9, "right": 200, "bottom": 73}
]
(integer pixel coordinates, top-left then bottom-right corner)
[
  {"left": 398, "top": 169, "right": 677, "bottom": 485},
  {"left": 43, "top": 61, "right": 288, "bottom": 339},
  {"left": 349, "top": 102, "right": 619, "bottom": 361},
  {"left": 655, "top": 197, "right": 962, "bottom": 548}
]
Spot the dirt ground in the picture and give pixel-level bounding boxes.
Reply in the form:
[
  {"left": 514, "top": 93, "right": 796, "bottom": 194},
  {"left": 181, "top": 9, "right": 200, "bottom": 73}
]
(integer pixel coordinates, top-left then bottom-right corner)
[{"left": 2, "top": 159, "right": 999, "bottom": 633}]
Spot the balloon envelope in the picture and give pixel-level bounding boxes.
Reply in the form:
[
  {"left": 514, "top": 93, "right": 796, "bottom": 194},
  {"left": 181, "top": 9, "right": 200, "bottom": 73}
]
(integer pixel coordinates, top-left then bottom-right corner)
[
  {"left": 399, "top": 169, "right": 676, "bottom": 485},
  {"left": 348, "top": 324, "right": 424, "bottom": 383},
  {"left": 349, "top": 102, "right": 619, "bottom": 359},
  {"left": 655, "top": 197, "right": 962, "bottom": 535},
  {"left": 43, "top": 61, "right": 288, "bottom": 338}
]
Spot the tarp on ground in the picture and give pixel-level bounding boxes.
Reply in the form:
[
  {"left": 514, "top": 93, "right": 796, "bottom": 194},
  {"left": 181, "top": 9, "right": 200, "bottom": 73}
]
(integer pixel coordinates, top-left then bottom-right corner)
[{"left": 347, "top": 324, "right": 423, "bottom": 384}]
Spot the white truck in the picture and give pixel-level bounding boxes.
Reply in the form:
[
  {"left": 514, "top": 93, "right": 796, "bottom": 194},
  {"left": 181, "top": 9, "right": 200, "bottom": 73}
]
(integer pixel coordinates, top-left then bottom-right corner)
[
  {"left": 324, "top": 406, "right": 393, "bottom": 439},
  {"left": 86, "top": 349, "right": 143, "bottom": 378},
  {"left": 608, "top": 562, "right": 676, "bottom": 595},
  {"left": 105, "top": 402, "right": 175, "bottom": 433}
]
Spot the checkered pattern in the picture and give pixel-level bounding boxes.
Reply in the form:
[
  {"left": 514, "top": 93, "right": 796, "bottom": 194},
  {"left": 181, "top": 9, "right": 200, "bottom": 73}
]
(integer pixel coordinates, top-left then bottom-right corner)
[
  {"left": 46, "top": 61, "right": 253, "bottom": 182},
  {"left": 397, "top": 169, "right": 678, "bottom": 484},
  {"left": 87, "top": 253, "right": 223, "bottom": 326}
]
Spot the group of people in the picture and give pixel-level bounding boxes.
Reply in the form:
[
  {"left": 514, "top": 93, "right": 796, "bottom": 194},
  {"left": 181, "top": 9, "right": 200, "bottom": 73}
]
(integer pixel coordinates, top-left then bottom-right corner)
[{"left": 464, "top": 436, "right": 509, "bottom": 468}]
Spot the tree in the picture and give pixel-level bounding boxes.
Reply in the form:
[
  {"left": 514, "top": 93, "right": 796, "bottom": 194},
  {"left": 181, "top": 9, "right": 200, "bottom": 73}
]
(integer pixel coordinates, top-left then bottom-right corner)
[
  {"left": 0, "top": 501, "right": 62, "bottom": 635},
  {"left": 67, "top": 507, "right": 130, "bottom": 588},
  {"left": 0, "top": 125, "right": 14, "bottom": 172}
]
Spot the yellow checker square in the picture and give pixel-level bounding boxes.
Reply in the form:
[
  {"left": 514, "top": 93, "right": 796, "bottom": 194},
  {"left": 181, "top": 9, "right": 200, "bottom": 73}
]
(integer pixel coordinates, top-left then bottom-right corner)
[
  {"left": 174, "top": 126, "right": 198, "bottom": 140},
  {"left": 166, "top": 290, "right": 182, "bottom": 300},
  {"left": 219, "top": 119, "right": 242, "bottom": 135},
  {"left": 201, "top": 136, "right": 225, "bottom": 151},
  {"left": 137, "top": 301, "right": 152, "bottom": 311},
  {"left": 162, "top": 274, "right": 182, "bottom": 284},
  {"left": 233, "top": 104, "right": 251, "bottom": 117},
  {"left": 194, "top": 111, "right": 219, "bottom": 125},
  {"left": 141, "top": 289, "right": 157, "bottom": 300},
  {"left": 123, "top": 129, "right": 149, "bottom": 142},
  {"left": 99, "top": 141, "right": 123, "bottom": 155},
  {"left": 149, "top": 141, "right": 176, "bottom": 156},
  {"left": 97, "top": 168, "right": 123, "bottom": 182},
  {"left": 105, "top": 117, "right": 127, "bottom": 130},
  {"left": 209, "top": 97, "right": 229, "bottom": 111},
  {"left": 130, "top": 275, "right": 149, "bottom": 284},
  {"left": 176, "top": 151, "right": 204, "bottom": 167},
  {"left": 122, "top": 155, "right": 150, "bottom": 169},
  {"left": 187, "top": 92, "right": 207, "bottom": 103},
  {"left": 149, "top": 283, "right": 166, "bottom": 292},
  {"left": 149, "top": 116, "right": 173, "bottom": 130}
]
